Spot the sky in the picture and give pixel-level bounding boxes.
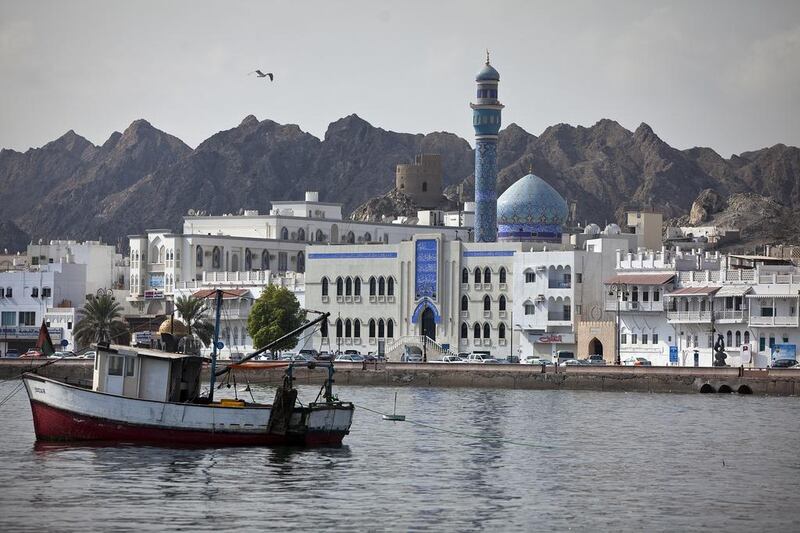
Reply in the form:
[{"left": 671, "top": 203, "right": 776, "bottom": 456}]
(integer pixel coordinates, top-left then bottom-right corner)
[{"left": 1, "top": 0, "right": 799, "bottom": 157}]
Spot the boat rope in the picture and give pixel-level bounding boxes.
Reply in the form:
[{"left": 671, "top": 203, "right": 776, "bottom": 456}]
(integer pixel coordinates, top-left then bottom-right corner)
[
  {"left": 0, "top": 355, "right": 68, "bottom": 383},
  {"left": 0, "top": 380, "right": 25, "bottom": 409},
  {"left": 353, "top": 403, "right": 553, "bottom": 449}
]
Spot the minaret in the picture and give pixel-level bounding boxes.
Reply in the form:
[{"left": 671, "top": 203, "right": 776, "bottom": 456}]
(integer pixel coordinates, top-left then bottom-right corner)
[{"left": 470, "top": 51, "right": 504, "bottom": 242}]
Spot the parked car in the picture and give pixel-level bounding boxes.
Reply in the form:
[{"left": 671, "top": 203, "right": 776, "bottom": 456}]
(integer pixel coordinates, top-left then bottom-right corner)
[
  {"left": 343, "top": 349, "right": 361, "bottom": 355},
  {"left": 361, "top": 353, "right": 378, "bottom": 363},
  {"left": 586, "top": 354, "right": 606, "bottom": 365},
  {"left": 4, "top": 349, "right": 19, "bottom": 358},
  {"left": 559, "top": 359, "right": 583, "bottom": 367},
  {"left": 334, "top": 353, "right": 365, "bottom": 362},
  {"left": 524, "top": 357, "right": 552, "bottom": 365},
  {"left": 299, "top": 349, "right": 319, "bottom": 359},
  {"left": 401, "top": 346, "right": 424, "bottom": 362},
  {"left": 20, "top": 349, "right": 45, "bottom": 359},
  {"left": 79, "top": 351, "right": 97, "bottom": 360},
  {"left": 466, "top": 353, "right": 500, "bottom": 363},
  {"left": 316, "top": 352, "right": 333, "bottom": 362},
  {"left": 279, "top": 353, "right": 313, "bottom": 362},
  {"left": 772, "top": 358, "right": 800, "bottom": 368},
  {"left": 441, "top": 355, "right": 465, "bottom": 363},
  {"left": 623, "top": 357, "right": 652, "bottom": 366},
  {"left": 505, "top": 355, "right": 520, "bottom": 364}
]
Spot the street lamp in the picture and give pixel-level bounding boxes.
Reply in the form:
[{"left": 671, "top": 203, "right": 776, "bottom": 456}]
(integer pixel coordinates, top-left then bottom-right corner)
[{"left": 608, "top": 282, "right": 629, "bottom": 365}]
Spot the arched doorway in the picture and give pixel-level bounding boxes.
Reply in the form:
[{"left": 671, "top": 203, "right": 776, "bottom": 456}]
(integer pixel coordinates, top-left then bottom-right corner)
[
  {"left": 421, "top": 308, "right": 436, "bottom": 341},
  {"left": 589, "top": 337, "right": 603, "bottom": 356}
]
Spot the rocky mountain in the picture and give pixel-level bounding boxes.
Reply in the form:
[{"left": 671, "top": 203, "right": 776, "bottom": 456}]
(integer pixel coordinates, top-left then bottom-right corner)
[
  {"left": 0, "top": 115, "right": 798, "bottom": 251},
  {"left": 350, "top": 188, "right": 460, "bottom": 223}
]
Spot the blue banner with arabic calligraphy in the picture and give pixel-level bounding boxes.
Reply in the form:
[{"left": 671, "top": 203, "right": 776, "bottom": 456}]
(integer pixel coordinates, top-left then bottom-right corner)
[{"left": 415, "top": 239, "right": 438, "bottom": 300}]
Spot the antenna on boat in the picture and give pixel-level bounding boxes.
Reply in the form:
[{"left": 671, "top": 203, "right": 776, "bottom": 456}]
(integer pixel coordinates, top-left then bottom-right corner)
[{"left": 382, "top": 392, "right": 405, "bottom": 422}]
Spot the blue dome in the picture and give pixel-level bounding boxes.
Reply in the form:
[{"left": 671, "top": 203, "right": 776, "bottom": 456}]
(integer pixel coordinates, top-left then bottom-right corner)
[
  {"left": 476, "top": 62, "right": 500, "bottom": 82},
  {"left": 496, "top": 173, "right": 568, "bottom": 242}
]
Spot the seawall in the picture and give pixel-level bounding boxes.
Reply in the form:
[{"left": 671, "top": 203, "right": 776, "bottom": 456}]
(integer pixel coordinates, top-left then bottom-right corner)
[{"left": 3, "top": 360, "right": 799, "bottom": 396}]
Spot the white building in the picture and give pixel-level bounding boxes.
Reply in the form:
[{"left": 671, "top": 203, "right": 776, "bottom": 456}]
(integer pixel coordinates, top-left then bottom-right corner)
[{"left": 27, "top": 240, "right": 127, "bottom": 295}]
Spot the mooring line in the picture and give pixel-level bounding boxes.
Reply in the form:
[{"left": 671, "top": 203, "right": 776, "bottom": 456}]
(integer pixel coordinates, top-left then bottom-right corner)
[{"left": 354, "top": 403, "right": 552, "bottom": 449}]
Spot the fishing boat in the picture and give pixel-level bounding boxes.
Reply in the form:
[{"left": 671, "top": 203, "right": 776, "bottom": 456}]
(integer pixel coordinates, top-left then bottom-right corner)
[{"left": 22, "top": 302, "right": 354, "bottom": 447}]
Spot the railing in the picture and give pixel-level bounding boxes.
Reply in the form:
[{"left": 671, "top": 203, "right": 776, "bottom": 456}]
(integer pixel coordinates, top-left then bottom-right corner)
[
  {"left": 758, "top": 273, "right": 800, "bottom": 284},
  {"left": 749, "top": 316, "right": 799, "bottom": 327},
  {"left": 384, "top": 335, "right": 456, "bottom": 361},
  {"left": 548, "top": 281, "right": 572, "bottom": 289},
  {"left": 547, "top": 312, "right": 571, "bottom": 322},
  {"left": 666, "top": 310, "right": 712, "bottom": 322},
  {"left": 714, "top": 310, "right": 744, "bottom": 321},
  {"left": 605, "top": 300, "right": 664, "bottom": 312}
]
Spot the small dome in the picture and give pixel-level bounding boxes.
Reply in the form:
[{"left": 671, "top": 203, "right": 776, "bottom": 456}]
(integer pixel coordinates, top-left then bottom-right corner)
[
  {"left": 159, "top": 317, "right": 188, "bottom": 337},
  {"left": 584, "top": 223, "right": 601, "bottom": 236},
  {"left": 497, "top": 173, "right": 569, "bottom": 242},
  {"left": 476, "top": 62, "right": 500, "bottom": 82},
  {"left": 603, "top": 223, "right": 621, "bottom": 235}
]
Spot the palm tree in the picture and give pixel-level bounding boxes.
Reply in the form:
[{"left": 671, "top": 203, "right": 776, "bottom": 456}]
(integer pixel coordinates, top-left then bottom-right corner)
[
  {"left": 174, "top": 295, "right": 215, "bottom": 347},
  {"left": 73, "top": 292, "right": 129, "bottom": 348}
]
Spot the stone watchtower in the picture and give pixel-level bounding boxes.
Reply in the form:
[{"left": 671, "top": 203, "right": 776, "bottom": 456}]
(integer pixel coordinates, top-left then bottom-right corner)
[
  {"left": 395, "top": 154, "right": 442, "bottom": 208},
  {"left": 471, "top": 51, "right": 504, "bottom": 242}
]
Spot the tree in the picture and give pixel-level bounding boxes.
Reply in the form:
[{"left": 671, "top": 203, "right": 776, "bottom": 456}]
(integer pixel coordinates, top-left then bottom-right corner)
[
  {"left": 73, "top": 292, "right": 129, "bottom": 348},
  {"left": 174, "top": 295, "right": 214, "bottom": 346},
  {"left": 247, "top": 285, "right": 306, "bottom": 351}
]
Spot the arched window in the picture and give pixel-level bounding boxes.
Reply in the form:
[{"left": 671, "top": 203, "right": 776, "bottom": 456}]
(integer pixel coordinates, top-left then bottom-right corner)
[
  {"left": 354, "top": 278, "right": 361, "bottom": 296},
  {"left": 320, "top": 320, "right": 328, "bottom": 338},
  {"left": 484, "top": 267, "right": 491, "bottom": 284},
  {"left": 726, "top": 331, "right": 732, "bottom": 347},
  {"left": 261, "top": 250, "right": 269, "bottom": 270},
  {"left": 364, "top": 232, "right": 371, "bottom": 242},
  {"left": 474, "top": 267, "right": 481, "bottom": 283},
  {"left": 212, "top": 247, "right": 221, "bottom": 269},
  {"left": 280, "top": 227, "right": 289, "bottom": 240},
  {"left": 378, "top": 277, "right": 385, "bottom": 296},
  {"left": 336, "top": 319, "right": 343, "bottom": 338},
  {"left": 196, "top": 246, "right": 203, "bottom": 267},
  {"left": 483, "top": 295, "right": 491, "bottom": 311},
  {"left": 499, "top": 323, "right": 506, "bottom": 339},
  {"left": 345, "top": 319, "right": 352, "bottom": 338},
  {"left": 378, "top": 319, "right": 385, "bottom": 338},
  {"left": 296, "top": 252, "right": 305, "bottom": 273},
  {"left": 483, "top": 323, "right": 491, "bottom": 339},
  {"left": 387, "top": 277, "right": 394, "bottom": 296},
  {"left": 245, "top": 248, "right": 252, "bottom": 271},
  {"left": 369, "top": 319, "right": 376, "bottom": 338},
  {"left": 499, "top": 267, "right": 506, "bottom": 284},
  {"left": 353, "top": 319, "right": 360, "bottom": 338},
  {"left": 345, "top": 277, "right": 352, "bottom": 296},
  {"left": 499, "top": 295, "right": 507, "bottom": 311},
  {"left": 461, "top": 295, "right": 468, "bottom": 311},
  {"left": 346, "top": 231, "right": 355, "bottom": 244},
  {"left": 297, "top": 228, "right": 306, "bottom": 241},
  {"left": 461, "top": 322, "right": 468, "bottom": 338},
  {"left": 316, "top": 229, "right": 324, "bottom": 242},
  {"left": 474, "top": 323, "right": 481, "bottom": 339},
  {"left": 387, "top": 319, "right": 394, "bottom": 338},
  {"left": 744, "top": 331, "right": 750, "bottom": 344},
  {"left": 462, "top": 268, "right": 469, "bottom": 284},
  {"left": 369, "top": 277, "right": 376, "bottom": 296},
  {"left": 336, "top": 277, "right": 343, "bottom": 296},
  {"left": 735, "top": 330, "right": 741, "bottom": 346},
  {"left": 321, "top": 277, "right": 329, "bottom": 296}
]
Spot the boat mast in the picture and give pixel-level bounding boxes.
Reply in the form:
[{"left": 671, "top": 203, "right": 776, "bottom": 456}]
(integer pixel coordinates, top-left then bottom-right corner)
[{"left": 208, "top": 288, "right": 223, "bottom": 402}]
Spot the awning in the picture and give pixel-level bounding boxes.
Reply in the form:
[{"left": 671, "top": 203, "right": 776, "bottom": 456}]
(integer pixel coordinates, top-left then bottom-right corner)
[
  {"left": 604, "top": 273, "right": 675, "bottom": 285},
  {"left": 666, "top": 286, "right": 720, "bottom": 296},
  {"left": 746, "top": 294, "right": 800, "bottom": 299},
  {"left": 192, "top": 288, "right": 250, "bottom": 299},
  {"left": 715, "top": 285, "right": 752, "bottom": 298}
]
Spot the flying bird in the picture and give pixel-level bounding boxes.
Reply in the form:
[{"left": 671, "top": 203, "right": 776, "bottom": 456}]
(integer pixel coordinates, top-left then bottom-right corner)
[{"left": 249, "top": 70, "right": 274, "bottom": 81}]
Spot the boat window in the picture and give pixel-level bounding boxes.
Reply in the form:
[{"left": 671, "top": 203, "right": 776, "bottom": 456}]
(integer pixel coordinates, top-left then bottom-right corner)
[
  {"left": 125, "top": 356, "right": 136, "bottom": 377},
  {"left": 109, "top": 356, "right": 124, "bottom": 376}
]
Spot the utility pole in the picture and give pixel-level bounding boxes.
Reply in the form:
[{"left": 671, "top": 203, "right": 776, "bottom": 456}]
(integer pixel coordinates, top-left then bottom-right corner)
[{"left": 208, "top": 288, "right": 223, "bottom": 402}]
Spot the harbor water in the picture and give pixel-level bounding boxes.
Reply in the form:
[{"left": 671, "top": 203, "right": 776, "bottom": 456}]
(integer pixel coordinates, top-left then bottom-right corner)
[{"left": 1, "top": 380, "right": 798, "bottom": 531}]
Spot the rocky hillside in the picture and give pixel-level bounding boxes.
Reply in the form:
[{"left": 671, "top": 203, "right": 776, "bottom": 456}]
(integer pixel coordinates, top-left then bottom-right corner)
[
  {"left": 0, "top": 115, "right": 798, "bottom": 251},
  {"left": 350, "top": 189, "right": 461, "bottom": 222}
]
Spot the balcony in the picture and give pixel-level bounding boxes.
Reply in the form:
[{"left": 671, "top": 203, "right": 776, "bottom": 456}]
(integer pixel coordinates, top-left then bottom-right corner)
[
  {"left": 548, "top": 281, "right": 572, "bottom": 289},
  {"left": 547, "top": 312, "right": 571, "bottom": 324},
  {"left": 666, "top": 310, "right": 712, "bottom": 323},
  {"left": 749, "top": 315, "right": 799, "bottom": 327},
  {"left": 714, "top": 309, "right": 745, "bottom": 322},
  {"left": 605, "top": 300, "right": 664, "bottom": 312}
]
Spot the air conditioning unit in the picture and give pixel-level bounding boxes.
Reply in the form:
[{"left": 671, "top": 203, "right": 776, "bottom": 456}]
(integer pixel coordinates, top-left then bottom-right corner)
[
  {"left": 536, "top": 294, "right": 546, "bottom": 302},
  {"left": 536, "top": 265, "right": 547, "bottom": 272}
]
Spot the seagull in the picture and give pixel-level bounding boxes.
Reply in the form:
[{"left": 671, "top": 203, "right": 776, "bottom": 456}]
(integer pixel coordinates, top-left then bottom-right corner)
[{"left": 249, "top": 70, "right": 274, "bottom": 81}]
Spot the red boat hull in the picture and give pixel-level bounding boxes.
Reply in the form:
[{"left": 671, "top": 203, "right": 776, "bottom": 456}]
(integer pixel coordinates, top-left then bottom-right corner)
[{"left": 29, "top": 399, "right": 348, "bottom": 447}]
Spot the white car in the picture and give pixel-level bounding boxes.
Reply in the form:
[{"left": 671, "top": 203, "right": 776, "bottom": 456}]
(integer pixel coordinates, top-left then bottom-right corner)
[
  {"left": 559, "top": 359, "right": 583, "bottom": 367},
  {"left": 441, "top": 355, "right": 465, "bottom": 363},
  {"left": 466, "top": 353, "right": 499, "bottom": 363},
  {"left": 334, "top": 354, "right": 365, "bottom": 362}
]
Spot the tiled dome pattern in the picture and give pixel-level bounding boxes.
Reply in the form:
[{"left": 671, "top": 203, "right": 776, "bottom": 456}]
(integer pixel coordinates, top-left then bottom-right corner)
[{"left": 496, "top": 173, "right": 568, "bottom": 226}]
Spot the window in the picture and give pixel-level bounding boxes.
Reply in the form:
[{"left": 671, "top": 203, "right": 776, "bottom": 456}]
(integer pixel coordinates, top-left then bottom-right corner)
[
  {"left": 125, "top": 357, "right": 135, "bottom": 377},
  {"left": 42, "top": 287, "right": 51, "bottom": 298},
  {"left": 244, "top": 249, "right": 252, "bottom": 271},
  {"left": 474, "top": 268, "right": 481, "bottom": 284},
  {"left": 369, "top": 319, "right": 376, "bottom": 338},
  {"left": 575, "top": 273, "right": 582, "bottom": 284},
  {"left": 336, "top": 277, "right": 343, "bottom": 296},
  {"left": 499, "top": 295, "right": 506, "bottom": 311},
  {"left": 378, "top": 319, "right": 385, "bottom": 338},
  {"left": 212, "top": 247, "right": 221, "bottom": 269},
  {"left": 296, "top": 252, "right": 305, "bottom": 273},
  {"left": 525, "top": 272, "right": 535, "bottom": 283},
  {"left": 387, "top": 277, "right": 394, "bottom": 296},
  {"left": 278, "top": 252, "right": 288, "bottom": 272},
  {"left": 422, "top": 182, "right": 427, "bottom": 192},
  {"left": 642, "top": 334, "right": 648, "bottom": 345},
  {"left": 369, "top": 277, "right": 376, "bottom": 296},
  {"left": 461, "top": 295, "right": 468, "bottom": 311},
  {"left": 759, "top": 336, "right": 766, "bottom": 351},
  {"left": 261, "top": 250, "right": 269, "bottom": 270},
  {"left": 387, "top": 320, "right": 394, "bottom": 338},
  {"left": 321, "top": 277, "right": 329, "bottom": 296},
  {"left": 483, "top": 323, "right": 491, "bottom": 339},
  {"left": 621, "top": 333, "right": 628, "bottom": 344},
  {"left": 761, "top": 306, "right": 774, "bottom": 317},
  {"left": 297, "top": 228, "right": 306, "bottom": 241},
  {"left": 735, "top": 331, "right": 741, "bottom": 346},
  {"left": 109, "top": 356, "right": 124, "bottom": 376},
  {"left": 5, "top": 287, "right": 11, "bottom": 298},
  {"left": 346, "top": 231, "right": 355, "bottom": 244},
  {"left": 18, "top": 312, "right": 35, "bottom": 326},
  {"left": 353, "top": 319, "right": 361, "bottom": 338},
  {"left": 498, "top": 323, "right": 506, "bottom": 339},
  {"left": 632, "top": 334, "right": 638, "bottom": 345},
  {"left": 632, "top": 286, "right": 639, "bottom": 302},
  {"left": 524, "top": 304, "right": 535, "bottom": 315},
  {"left": 280, "top": 227, "right": 289, "bottom": 240},
  {"left": 474, "top": 323, "right": 481, "bottom": 339},
  {"left": 196, "top": 246, "right": 203, "bottom": 267},
  {"left": 31, "top": 287, "right": 38, "bottom": 297},
  {"left": 461, "top": 268, "right": 469, "bottom": 284},
  {"left": 461, "top": 322, "right": 468, "bottom": 338},
  {"left": 642, "top": 290, "right": 649, "bottom": 302},
  {"left": 354, "top": 278, "right": 361, "bottom": 296},
  {"left": 1, "top": 312, "right": 15, "bottom": 326},
  {"left": 653, "top": 334, "right": 659, "bottom": 344},
  {"left": 336, "top": 319, "right": 343, "bottom": 338},
  {"left": 321, "top": 320, "right": 328, "bottom": 338},
  {"left": 483, "top": 295, "right": 491, "bottom": 311},
  {"left": 744, "top": 331, "right": 750, "bottom": 345},
  {"left": 378, "top": 277, "right": 385, "bottom": 296},
  {"left": 499, "top": 267, "right": 506, "bottom": 284},
  {"left": 345, "top": 277, "right": 352, "bottom": 296},
  {"left": 653, "top": 290, "right": 660, "bottom": 302},
  {"left": 364, "top": 232, "right": 371, "bottom": 242},
  {"left": 483, "top": 267, "right": 491, "bottom": 284},
  {"left": 769, "top": 336, "right": 775, "bottom": 348},
  {"left": 783, "top": 336, "right": 789, "bottom": 343},
  {"left": 726, "top": 331, "right": 732, "bottom": 347}
]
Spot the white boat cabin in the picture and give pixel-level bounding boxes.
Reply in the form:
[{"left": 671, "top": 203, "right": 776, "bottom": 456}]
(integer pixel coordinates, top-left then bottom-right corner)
[{"left": 93, "top": 344, "right": 207, "bottom": 402}]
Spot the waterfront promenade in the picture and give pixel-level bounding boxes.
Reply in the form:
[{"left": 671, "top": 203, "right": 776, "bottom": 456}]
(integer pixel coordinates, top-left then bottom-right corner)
[{"left": 3, "top": 359, "right": 799, "bottom": 396}]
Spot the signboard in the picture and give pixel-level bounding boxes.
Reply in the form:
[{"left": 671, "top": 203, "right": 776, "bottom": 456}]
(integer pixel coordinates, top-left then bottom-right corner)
[
  {"left": 0, "top": 326, "right": 63, "bottom": 340},
  {"left": 414, "top": 239, "right": 438, "bottom": 300},
  {"left": 144, "top": 290, "right": 164, "bottom": 300},
  {"left": 669, "top": 345, "right": 678, "bottom": 364},
  {"left": 148, "top": 274, "right": 164, "bottom": 289},
  {"left": 529, "top": 333, "right": 575, "bottom": 344},
  {"left": 133, "top": 331, "right": 154, "bottom": 345},
  {"left": 771, "top": 343, "right": 796, "bottom": 362}
]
